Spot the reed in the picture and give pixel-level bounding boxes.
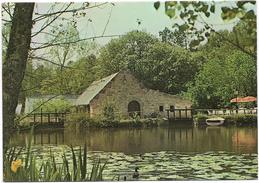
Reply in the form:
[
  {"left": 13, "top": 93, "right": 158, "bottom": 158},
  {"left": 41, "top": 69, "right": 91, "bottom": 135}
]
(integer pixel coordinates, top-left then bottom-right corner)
[{"left": 3, "top": 128, "right": 107, "bottom": 181}]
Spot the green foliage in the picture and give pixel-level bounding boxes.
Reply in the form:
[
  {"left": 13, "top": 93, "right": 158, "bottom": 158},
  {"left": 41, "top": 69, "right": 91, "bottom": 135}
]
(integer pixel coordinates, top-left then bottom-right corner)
[
  {"left": 4, "top": 129, "right": 107, "bottom": 181},
  {"left": 155, "top": 1, "right": 256, "bottom": 53},
  {"left": 187, "top": 50, "right": 256, "bottom": 108},
  {"left": 103, "top": 104, "right": 116, "bottom": 121},
  {"left": 194, "top": 114, "right": 257, "bottom": 126},
  {"left": 154, "top": 1, "right": 160, "bottom": 10},
  {"left": 130, "top": 112, "right": 141, "bottom": 125},
  {"left": 97, "top": 31, "right": 201, "bottom": 94},
  {"left": 69, "top": 112, "right": 90, "bottom": 123},
  {"left": 33, "top": 98, "right": 72, "bottom": 113},
  {"left": 159, "top": 27, "right": 189, "bottom": 48},
  {"left": 96, "top": 30, "right": 158, "bottom": 77},
  {"left": 230, "top": 114, "right": 257, "bottom": 125},
  {"left": 193, "top": 113, "right": 209, "bottom": 124}
]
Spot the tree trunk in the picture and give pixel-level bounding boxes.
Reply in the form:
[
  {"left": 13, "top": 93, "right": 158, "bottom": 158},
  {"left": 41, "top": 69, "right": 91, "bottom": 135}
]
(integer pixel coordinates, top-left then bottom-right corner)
[{"left": 3, "top": 3, "right": 34, "bottom": 143}]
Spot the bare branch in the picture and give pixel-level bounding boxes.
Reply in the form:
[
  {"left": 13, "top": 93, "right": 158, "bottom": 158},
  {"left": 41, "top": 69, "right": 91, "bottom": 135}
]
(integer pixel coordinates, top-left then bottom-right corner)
[
  {"left": 2, "top": 4, "right": 13, "bottom": 19},
  {"left": 20, "top": 81, "right": 55, "bottom": 92},
  {"left": 2, "top": 19, "right": 12, "bottom": 22},
  {"left": 2, "top": 32, "right": 9, "bottom": 45},
  {"left": 33, "top": 2, "right": 108, "bottom": 22},
  {"left": 198, "top": 15, "right": 256, "bottom": 59},
  {"left": 30, "top": 56, "right": 86, "bottom": 71},
  {"left": 31, "top": 34, "right": 121, "bottom": 50},
  {"left": 31, "top": 3, "right": 72, "bottom": 38},
  {"left": 102, "top": 6, "right": 113, "bottom": 36}
]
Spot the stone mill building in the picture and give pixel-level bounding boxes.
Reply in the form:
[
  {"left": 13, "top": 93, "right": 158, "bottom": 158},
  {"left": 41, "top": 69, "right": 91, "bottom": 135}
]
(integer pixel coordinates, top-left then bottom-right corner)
[{"left": 75, "top": 71, "right": 192, "bottom": 119}]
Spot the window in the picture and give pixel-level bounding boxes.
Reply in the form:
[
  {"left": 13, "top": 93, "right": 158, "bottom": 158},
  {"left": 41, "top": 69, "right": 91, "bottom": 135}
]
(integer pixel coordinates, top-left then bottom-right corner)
[
  {"left": 159, "top": 106, "right": 164, "bottom": 112},
  {"left": 170, "top": 105, "right": 175, "bottom": 112}
]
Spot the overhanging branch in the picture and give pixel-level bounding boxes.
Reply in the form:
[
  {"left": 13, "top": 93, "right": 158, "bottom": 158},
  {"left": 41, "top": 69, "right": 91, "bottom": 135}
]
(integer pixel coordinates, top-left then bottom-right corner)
[{"left": 31, "top": 34, "right": 121, "bottom": 50}]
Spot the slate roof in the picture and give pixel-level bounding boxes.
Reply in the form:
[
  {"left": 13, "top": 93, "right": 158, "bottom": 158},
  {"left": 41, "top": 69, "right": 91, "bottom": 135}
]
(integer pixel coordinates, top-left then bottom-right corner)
[{"left": 75, "top": 72, "right": 119, "bottom": 105}]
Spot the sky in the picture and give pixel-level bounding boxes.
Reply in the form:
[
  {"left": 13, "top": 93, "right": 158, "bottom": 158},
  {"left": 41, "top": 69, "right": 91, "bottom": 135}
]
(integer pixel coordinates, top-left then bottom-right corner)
[{"left": 32, "top": 1, "right": 242, "bottom": 47}]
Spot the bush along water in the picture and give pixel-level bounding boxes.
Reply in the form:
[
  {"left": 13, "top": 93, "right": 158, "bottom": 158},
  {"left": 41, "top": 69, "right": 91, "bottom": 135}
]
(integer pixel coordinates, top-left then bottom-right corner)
[
  {"left": 194, "top": 114, "right": 257, "bottom": 126},
  {"left": 69, "top": 111, "right": 161, "bottom": 128},
  {"left": 3, "top": 128, "right": 107, "bottom": 181}
]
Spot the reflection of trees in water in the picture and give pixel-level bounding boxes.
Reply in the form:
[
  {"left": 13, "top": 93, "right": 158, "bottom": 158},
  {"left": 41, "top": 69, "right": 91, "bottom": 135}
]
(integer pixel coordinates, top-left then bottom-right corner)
[{"left": 9, "top": 126, "right": 257, "bottom": 154}]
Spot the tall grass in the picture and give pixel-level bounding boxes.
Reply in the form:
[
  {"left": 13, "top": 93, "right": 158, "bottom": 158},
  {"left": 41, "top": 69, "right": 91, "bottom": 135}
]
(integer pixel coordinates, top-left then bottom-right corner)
[{"left": 3, "top": 127, "right": 107, "bottom": 181}]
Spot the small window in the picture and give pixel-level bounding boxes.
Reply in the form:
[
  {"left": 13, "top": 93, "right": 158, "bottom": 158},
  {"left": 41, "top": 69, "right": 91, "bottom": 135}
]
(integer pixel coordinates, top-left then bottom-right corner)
[
  {"left": 159, "top": 106, "right": 164, "bottom": 112},
  {"left": 170, "top": 105, "right": 175, "bottom": 112}
]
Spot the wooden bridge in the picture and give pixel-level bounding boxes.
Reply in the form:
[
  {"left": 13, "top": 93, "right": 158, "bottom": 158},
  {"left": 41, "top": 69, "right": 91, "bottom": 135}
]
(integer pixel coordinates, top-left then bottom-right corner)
[
  {"left": 165, "top": 108, "right": 194, "bottom": 122},
  {"left": 26, "top": 110, "right": 67, "bottom": 128}
]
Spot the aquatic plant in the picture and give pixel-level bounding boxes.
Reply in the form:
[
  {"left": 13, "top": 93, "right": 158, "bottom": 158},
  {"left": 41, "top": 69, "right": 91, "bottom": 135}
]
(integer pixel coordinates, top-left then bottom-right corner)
[{"left": 3, "top": 128, "right": 107, "bottom": 181}]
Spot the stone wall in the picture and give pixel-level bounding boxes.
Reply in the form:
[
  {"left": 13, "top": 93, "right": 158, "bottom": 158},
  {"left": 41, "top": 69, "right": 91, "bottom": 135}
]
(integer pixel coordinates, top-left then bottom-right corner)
[{"left": 89, "top": 71, "right": 192, "bottom": 118}]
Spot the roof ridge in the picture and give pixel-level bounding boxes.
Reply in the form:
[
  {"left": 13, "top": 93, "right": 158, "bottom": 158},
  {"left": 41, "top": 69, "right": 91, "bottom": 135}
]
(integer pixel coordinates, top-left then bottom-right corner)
[{"left": 75, "top": 72, "right": 119, "bottom": 105}]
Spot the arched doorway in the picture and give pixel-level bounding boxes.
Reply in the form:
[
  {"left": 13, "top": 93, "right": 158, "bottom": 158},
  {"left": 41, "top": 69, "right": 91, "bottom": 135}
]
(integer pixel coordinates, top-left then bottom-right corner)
[{"left": 128, "top": 100, "right": 141, "bottom": 117}]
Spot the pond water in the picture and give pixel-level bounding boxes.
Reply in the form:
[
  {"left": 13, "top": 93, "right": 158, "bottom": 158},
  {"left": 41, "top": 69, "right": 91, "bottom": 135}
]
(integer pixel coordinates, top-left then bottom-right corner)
[{"left": 8, "top": 124, "right": 258, "bottom": 180}]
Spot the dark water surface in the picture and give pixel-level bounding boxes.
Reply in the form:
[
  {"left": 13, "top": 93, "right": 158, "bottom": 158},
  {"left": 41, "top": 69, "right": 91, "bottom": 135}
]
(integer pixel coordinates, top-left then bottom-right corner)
[
  {"left": 8, "top": 124, "right": 258, "bottom": 180},
  {"left": 10, "top": 124, "right": 257, "bottom": 154}
]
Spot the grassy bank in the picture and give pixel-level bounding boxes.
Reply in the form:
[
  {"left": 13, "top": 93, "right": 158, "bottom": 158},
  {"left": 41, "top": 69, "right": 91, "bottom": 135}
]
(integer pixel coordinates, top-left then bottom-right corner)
[{"left": 193, "top": 114, "right": 257, "bottom": 126}]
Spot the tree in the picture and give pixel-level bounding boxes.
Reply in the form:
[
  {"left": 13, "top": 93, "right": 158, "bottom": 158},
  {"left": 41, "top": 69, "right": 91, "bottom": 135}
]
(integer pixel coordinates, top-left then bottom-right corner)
[
  {"left": 3, "top": 3, "right": 35, "bottom": 138},
  {"left": 39, "top": 55, "right": 98, "bottom": 95},
  {"left": 96, "top": 30, "right": 158, "bottom": 77},
  {"left": 187, "top": 51, "right": 256, "bottom": 108},
  {"left": 2, "top": 2, "right": 115, "bottom": 136},
  {"left": 97, "top": 31, "right": 202, "bottom": 94},
  {"left": 33, "top": 98, "right": 72, "bottom": 113},
  {"left": 154, "top": 1, "right": 256, "bottom": 58},
  {"left": 159, "top": 27, "right": 189, "bottom": 49}
]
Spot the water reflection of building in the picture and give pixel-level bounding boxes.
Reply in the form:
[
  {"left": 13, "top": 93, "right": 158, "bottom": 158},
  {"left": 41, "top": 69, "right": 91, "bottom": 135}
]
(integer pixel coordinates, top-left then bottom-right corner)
[
  {"left": 9, "top": 126, "right": 257, "bottom": 154},
  {"left": 232, "top": 130, "right": 257, "bottom": 147}
]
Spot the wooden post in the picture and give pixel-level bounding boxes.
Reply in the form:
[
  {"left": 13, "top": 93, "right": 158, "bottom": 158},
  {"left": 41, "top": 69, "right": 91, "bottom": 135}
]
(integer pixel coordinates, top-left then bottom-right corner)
[
  {"left": 40, "top": 108, "right": 43, "bottom": 125},
  {"left": 244, "top": 109, "right": 246, "bottom": 114},
  {"left": 48, "top": 133, "right": 50, "bottom": 143},
  {"left": 48, "top": 113, "right": 50, "bottom": 123},
  {"left": 41, "top": 132, "right": 43, "bottom": 145},
  {"left": 185, "top": 107, "right": 188, "bottom": 119},
  {"left": 55, "top": 133, "right": 58, "bottom": 145},
  {"left": 62, "top": 131, "right": 65, "bottom": 143},
  {"left": 33, "top": 113, "right": 36, "bottom": 123},
  {"left": 173, "top": 128, "right": 175, "bottom": 140},
  {"left": 179, "top": 109, "right": 181, "bottom": 119},
  {"left": 33, "top": 134, "right": 36, "bottom": 144},
  {"left": 173, "top": 109, "right": 175, "bottom": 120},
  {"left": 55, "top": 109, "right": 57, "bottom": 123}
]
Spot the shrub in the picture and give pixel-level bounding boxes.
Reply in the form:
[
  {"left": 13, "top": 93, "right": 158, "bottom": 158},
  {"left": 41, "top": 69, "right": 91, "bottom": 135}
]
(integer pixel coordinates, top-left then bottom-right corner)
[
  {"left": 103, "top": 105, "right": 115, "bottom": 121},
  {"left": 69, "top": 112, "right": 89, "bottom": 123},
  {"left": 193, "top": 113, "right": 257, "bottom": 126},
  {"left": 231, "top": 114, "right": 257, "bottom": 125},
  {"left": 193, "top": 113, "right": 208, "bottom": 124}
]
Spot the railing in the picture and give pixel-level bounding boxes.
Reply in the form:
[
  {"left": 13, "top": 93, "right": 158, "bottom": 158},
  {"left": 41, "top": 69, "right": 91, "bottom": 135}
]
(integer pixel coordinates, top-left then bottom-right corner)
[
  {"left": 27, "top": 111, "right": 67, "bottom": 125},
  {"left": 194, "top": 108, "right": 257, "bottom": 116}
]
